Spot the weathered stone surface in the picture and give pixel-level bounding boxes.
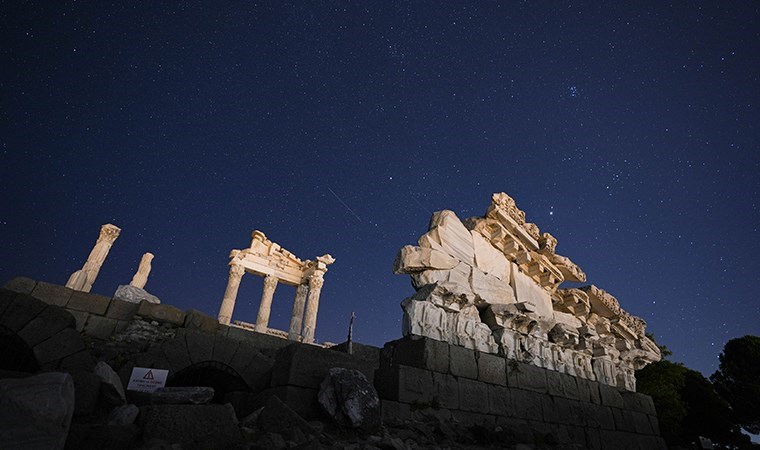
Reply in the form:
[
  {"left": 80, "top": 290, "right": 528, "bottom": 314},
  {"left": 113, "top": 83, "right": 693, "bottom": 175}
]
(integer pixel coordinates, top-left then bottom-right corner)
[
  {"left": 137, "top": 301, "right": 184, "bottom": 326},
  {"left": 184, "top": 308, "right": 218, "bottom": 332},
  {"left": 185, "top": 329, "right": 215, "bottom": 364},
  {"left": 139, "top": 403, "right": 243, "bottom": 449},
  {"left": 471, "top": 231, "right": 511, "bottom": 280},
  {"left": 94, "top": 361, "right": 126, "bottom": 406},
  {"left": 114, "top": 284, "right": 160, "bottom": 304},
  {"left": 470, "top": 266, "right": 515, "bottom": 306},
  {"left": 68, "top": 291, "right": 111, "bottom": 315},
  {"left": 272, "top": 342, "right": 375, "bottom": 389},
  {"left": 380, "top": 400, "right": 411, "bottom": 426},
  {"left": 69, "top": 309, "right": 89, "bottom": 331},
  {"left": 487, "top": 384, "right": 511, "bottom": 416},
  {"left": 33, "top": 327, "right": 85, "bottom": 365},
  {"left": 318, "top": 367, "right": 380, "bottom": 432},
  {"left": 105, "top": 298, "right": 140, "bottom": 320},
  {"left": 374, "top": 365, "right": 434, "bottom": 405},
  {"left": 0, "top": 293, "right": 47, "bottom": 332},
  {"left": 257, "top": 394, "right": 316, "bottom": 447},
  {"left": 211, "top": 333, "right": 240, "bottom": 366},
  {"left": 0, "top": 372, "right": 75, "bottom": 449},
  {"left": 509, "top": 388, "right": 543, "bottom": 420},
  {"left": 432, "top": 371, "right": 459, "bottom": 409},
  {"left": 598, "top": 383, "right": 624, "bottom": 408},
  {"left": 3, "top": 277, "right": 37, "bottom": 294},
  {"left": 477, "top": 351, "right": 507, "bottom": 385},
  {"left": 30, "top": 281, "right": 74, "bottom": 307},
  {"left": 382, "top": 336, "right": 449, "bottom": 373},
  {"left": 449, "top": 344, "right": 478, "bottom": 379},
  {"left": 18, "top": 304, "right": 76, "bottom": 347},
  {"left": 83, "top": 315, "right": 118, "bottom": 340},
  {"left": 458, "top": 377, "right": 489, "bottom": 413},
  {"left": 420, "top": 210, "right": 475, "bottom": 266},
  {"left": 71, "top": 370, "right": 102, "bottom": 416},
  {"left": 108, "top": 403, "right": 139, "bottom": 425},
  {"left": 508, "top": 361, "right": 548, "bottom": 393},
  {"left": 57, "top": 349, "right": 96, "bottom": 372},
  {"left": 160, "top": 335, "right": 192, "bottom": 373},
  {"left": 393, "top": 245, "right": 459, "bottom": 274},
  {"left": 131, "top": 387, "right": 214, "bottom": 405}
]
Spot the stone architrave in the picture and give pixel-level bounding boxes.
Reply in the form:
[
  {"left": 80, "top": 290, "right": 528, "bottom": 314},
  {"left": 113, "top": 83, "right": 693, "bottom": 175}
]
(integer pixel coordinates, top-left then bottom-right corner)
[
  {"left": 393, "top": 192, "right": 661, "bottom": 391},
  {"left": 130, "top": 252, "right": 154, "bottom": 289},
  {"left": 254, "top": 275, "right": 279, "bottom": 333},
  {"left": 216, "top": 230, "right": 334, "bottom": 342},
  {"left": 66, "top": 224, "right": 121, "bottom": 292},
  {"left": 217, "top": 263, "right": 245, "bottom": 325}
]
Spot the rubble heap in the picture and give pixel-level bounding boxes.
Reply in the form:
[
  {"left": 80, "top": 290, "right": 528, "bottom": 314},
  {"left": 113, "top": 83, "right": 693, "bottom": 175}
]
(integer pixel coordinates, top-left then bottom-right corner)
[{"left": 393, "top": 192, "right": 660, "bottom": 391}]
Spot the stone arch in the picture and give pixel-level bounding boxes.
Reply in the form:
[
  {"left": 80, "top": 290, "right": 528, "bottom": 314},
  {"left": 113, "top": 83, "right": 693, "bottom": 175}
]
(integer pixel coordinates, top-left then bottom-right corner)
[
  {"left": 166, "top": 361, "right": 251, "bottom": 403},
  {"left": 0, "top": 289, "right": 93, "bottom": 372}
]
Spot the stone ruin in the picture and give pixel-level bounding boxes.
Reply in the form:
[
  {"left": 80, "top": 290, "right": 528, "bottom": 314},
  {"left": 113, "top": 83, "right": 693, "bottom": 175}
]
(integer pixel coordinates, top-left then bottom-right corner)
[
  {"left": 217, "top": 230, "right": 335, "bottom": 344},
  {"left": 394, "top": 192, "right": 661, "bottom": 391}
]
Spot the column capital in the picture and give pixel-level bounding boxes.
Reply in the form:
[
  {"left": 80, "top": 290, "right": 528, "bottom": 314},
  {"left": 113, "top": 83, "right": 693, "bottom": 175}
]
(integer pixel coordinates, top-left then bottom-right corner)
[
  {"left": 229, "top": 263, "right": 245, "bottom": 279},
  {"left": 308, "top": 273, "right": 324, "bottom": 290},
  {"left": 263, "top": 274, "right": 279, "bottom": 289},
  {"left": 98, "top": 223, "right": 122, "bottom": 244}
]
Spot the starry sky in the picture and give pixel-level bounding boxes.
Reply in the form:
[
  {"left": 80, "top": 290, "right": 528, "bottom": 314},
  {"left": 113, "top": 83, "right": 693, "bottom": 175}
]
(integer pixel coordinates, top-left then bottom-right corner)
[{"left": 2, "top": 2, "right": 758, "bottom": 377}]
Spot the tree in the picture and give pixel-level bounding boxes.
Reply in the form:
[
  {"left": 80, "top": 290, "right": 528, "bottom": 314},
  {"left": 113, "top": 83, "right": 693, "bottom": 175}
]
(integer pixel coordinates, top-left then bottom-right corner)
[{"left": 711, "top": 335, "right": 760, "bottom": 435}]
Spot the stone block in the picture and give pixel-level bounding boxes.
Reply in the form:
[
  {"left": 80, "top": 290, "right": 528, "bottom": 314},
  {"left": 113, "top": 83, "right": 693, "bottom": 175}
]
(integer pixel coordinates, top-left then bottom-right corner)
[
  {"left": 631, "top": 411, "right": 652, "bottom": 435},
  {"left": 225, "top": 326, "right": 293, "bottom": 356},
  {"left": 560, "top": 373, "right": 579, "bottom": 400},
  {"left": 184, "top": 329, "right": 214, "bottom": 364},
  {"left": 33, "top": 327, "right": 85, "bottom": 365},
  {"left": 83, "top": 315, "right": 118, "bottom": 340},
  {"left": 509, "top": 388, "right": 543, "bottom": 421},
  {"left": 67, "top": 291, "right": 111, "bottom": 315},
  {"left": 239, "top": 351, "right": 274, "bottom": 393},
  {"left": 540, "top": 395, "right": 560, "bottom": 423},
  {"left": 139, "top": 404, "right": 243, "bottom": 448},
  {"left": 68, "top": 310, "right": 89, "bottom": 332},
  {"left": 487, "top": 384, "right": 511, "bottom": 416},
  {"left": 57, "top": 350, "right": 96, "bottom": 372},
  {"left": 585, "top": 404, "right": 615, "bottom": 430},
  {"left": 105, "top": 299, "right": 140, "bottom": 320},
  {"left": 450, "top": 410, "right": 496, "bottom": 427},
  {"left": 0, "top": 293, "right": 47, "bottom": 332},
  {"left": 30, "top": 281, "right": 73, "bottom": 307},
  {"left": 598, "top": 383, "right": 624, "bottom": 408},
  {"left": 272, "top": 343, "right": 375, "bottom": 389},
  {"left": 508, "top": 361, "right": 548, "bottom": 393},
  {"left": 267, "top": 385, "right": 321, "bottom": 420},
  {"left": 458, "top": 377, "right": 489, "bottom": 413},
  {"left": 620, "top": 390, "right": 656, "bottom": 416},
  {"left": 160, "top": 336, "right": 192, "bottom": 374},
  {"left": 70, "top": 370, "right": 102, "bottom": 416},
  {"left": 18, "top": 305, "right": 76, "bottom": 347},
  {"left": 545, "top": 368, "right": 566, "bottom": 397},
  {"left": 449, "top": 344, "right": 477, "bottom": 379},
  {"left": 495, "top": 416, "right": 535, "bottom": 444},
  {"left": 585, "top": 427, "right": 603, "bottom": 450},
  {"left": 136, "top": 301, "right": 185, "bottom": 326},
  {"left": 183, "top": 309, "right": 218, "bottom": 332},
  {"left": 383, "top": 336, "right": 449, "bottom": 373},
  {"left": 3, "top": 277, "right": 37, "bottom": 294},
  {"left": 432, "top": 371, "right": 459, "bottom": 409},
  {"left": 380, "top": 400, "right": 411, "bottom": 426},
  {"left": 575, "top": 377, "right": 594, "bottom": 403},
  {"left": 0, "top": 372, "right": 75, "bottom": 449},
  {"left": 374, "top": 365, "right": 434, "bottom": 405},
  {"left": 612, "top": 407, "right": 636, "bottom": 433},
  {"left": 477, "top": 352, "right": 506, "bottom": 385},
  {"left": 212, "top": 333, "right": 240, "bottom": 366},
  {"left": 411, "top": 406, "right": 453, "bottom": 423}
]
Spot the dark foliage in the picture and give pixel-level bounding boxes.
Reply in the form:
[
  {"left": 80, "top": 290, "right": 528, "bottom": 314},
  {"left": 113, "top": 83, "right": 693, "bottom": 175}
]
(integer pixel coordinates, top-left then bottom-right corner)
[{"left": 711, "top": 335, "right": 760, "bottom": 435}]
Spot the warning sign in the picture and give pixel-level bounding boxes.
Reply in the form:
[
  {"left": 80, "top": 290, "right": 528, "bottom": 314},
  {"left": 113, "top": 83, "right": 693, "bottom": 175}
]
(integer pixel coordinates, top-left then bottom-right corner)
[{"left": 127, "top": 367, "right": 168, "bottom": 392}]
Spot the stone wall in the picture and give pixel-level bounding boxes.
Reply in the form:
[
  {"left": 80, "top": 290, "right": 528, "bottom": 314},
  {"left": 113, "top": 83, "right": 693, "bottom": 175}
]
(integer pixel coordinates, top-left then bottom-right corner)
[{"left": 376, "top": 336, "right": 665, "bottom": 450}]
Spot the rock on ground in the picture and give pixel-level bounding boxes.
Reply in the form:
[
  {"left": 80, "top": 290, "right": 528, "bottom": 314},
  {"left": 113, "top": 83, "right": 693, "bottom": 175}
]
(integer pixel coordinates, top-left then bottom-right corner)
[{"left": 318, "top": 367, "right": 381, "bottom": 433}]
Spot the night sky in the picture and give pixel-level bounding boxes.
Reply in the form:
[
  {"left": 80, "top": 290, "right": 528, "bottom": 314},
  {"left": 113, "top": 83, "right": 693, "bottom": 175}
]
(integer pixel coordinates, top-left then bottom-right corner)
[{"left": 2, "top": 2, "right": 758, "bottom": 377}]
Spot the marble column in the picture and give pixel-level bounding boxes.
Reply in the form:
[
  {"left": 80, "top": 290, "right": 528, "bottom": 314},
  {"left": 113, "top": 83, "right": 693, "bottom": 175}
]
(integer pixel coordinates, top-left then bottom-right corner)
[
  {"left": 288, "top": 283, "right": 309, "bottom": 341},
  {"left": 301, "top": 273, "right": 325, "bottom": 344},
  {"left": 129, "top": 252, "right": 154, "bottom": 289},
  {"left": 217, "top": 263, "right": 245, "bottom": 325},
  {"left": 254, "top": 275, "right": 279, "bottom": 333},
  {"left": 66, "top": 223, "right": 121, "bottom": 292}
]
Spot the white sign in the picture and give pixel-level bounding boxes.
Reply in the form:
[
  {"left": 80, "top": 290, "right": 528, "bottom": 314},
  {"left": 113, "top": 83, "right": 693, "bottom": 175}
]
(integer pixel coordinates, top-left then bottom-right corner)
[{"left": 127, "top": 367, "right": 169, "bottom": 392}]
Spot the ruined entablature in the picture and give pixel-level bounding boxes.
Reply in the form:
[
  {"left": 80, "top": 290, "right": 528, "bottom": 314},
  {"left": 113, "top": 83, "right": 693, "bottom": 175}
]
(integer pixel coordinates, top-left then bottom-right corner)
[{"left": 394, "top": 192, "right": 661, "bottom": 391}]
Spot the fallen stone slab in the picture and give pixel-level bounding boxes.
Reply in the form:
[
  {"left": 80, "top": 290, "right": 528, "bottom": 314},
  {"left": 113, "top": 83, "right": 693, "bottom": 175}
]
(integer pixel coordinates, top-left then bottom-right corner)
[
  {"left": 318, "top": 367, "right": 380, "bottom": 433},
  {"left": 94, "top": 361, "right": 126, "bottom": 406},
  {"left": 108, "top": 403, "right": 139, "bottom": 425},
  {"left": 0, "top": 372, "right": 75, "bottom": 449},
  {"left": 129, "top": 386, "right": 214, "bottom": 405}
]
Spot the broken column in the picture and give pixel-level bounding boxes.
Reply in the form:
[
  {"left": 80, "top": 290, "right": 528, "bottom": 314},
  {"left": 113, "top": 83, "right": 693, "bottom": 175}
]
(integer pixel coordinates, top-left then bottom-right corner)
[
  {"left": 66, "top": 223, "right": 121, "bottom": 292},
  {"left": 129, "top": 252, "right": 154, "bottom": 289}
]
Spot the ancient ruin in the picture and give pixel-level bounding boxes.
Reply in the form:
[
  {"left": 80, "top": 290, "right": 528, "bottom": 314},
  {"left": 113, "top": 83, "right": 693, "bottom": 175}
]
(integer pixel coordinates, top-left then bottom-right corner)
[
  {"left": 129, "top": 252, "right": 154, "bottom": 289},
  {"left": 66, "top": 223, "right": 121, "bottom": 293},
  {"left": 217, "top": 230, "right": 335, "bottom": 344},
  {"left": 393, "top": 192, "right": 661, "bottom": 391}
]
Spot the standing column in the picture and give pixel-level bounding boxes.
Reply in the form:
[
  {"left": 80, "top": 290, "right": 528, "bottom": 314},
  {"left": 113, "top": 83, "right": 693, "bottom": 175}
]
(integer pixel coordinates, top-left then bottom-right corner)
[
  {"left": 129, "top": 252, "right": 154, "bottom": 289},
  {"left": 66, "top": 223, "right": 121, "bottom": 292},
  {"left": 218, "top": 263, "right": 245, "bottom": 325},
  {"left": 301, "top": 273, "right": 325, "bottom": 344},
  {"left": 254, "top": 275, "right": 279, "bottom": 333},
  {"left": 288, "top": 283, "right": 309, "bottom": 341}
]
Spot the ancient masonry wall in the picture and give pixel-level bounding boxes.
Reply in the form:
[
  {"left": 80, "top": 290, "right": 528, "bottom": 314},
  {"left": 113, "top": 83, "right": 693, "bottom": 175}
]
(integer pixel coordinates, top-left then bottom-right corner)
[{"left": 376, "top": 337, "right": 666, "bottom": 450}]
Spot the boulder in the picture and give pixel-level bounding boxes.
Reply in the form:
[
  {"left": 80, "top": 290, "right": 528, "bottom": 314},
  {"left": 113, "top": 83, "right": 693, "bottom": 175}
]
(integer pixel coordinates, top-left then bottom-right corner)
[
  {"left": 94, "top": 361, "right": 126, "bottom": 406},
  {"left": 113, "top": 285, "right": 160, "bottom": 304},
  {"left": 0, "top": 372, "right": 75, "bottom": 449},
  {"left": 318, "top": 367, "right": 381, "bottom": 432},
  {"left": 108, "top": 403, "right": 139, "bottom": 425}
]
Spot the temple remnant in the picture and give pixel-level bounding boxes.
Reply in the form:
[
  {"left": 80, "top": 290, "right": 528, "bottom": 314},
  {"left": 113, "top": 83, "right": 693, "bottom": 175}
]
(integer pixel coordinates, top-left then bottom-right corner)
[
  {"left": 66, "top": 223, "right": 121, "bottom": 292},
  {"left": 217, "top": 230, "right": 335, "bottom": 344},
  {"left": 393, "top": 192, "right": 661, "bottom": 391},
  {"left": 129, "top": 252, "right": 154, "bottom": 289}
]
